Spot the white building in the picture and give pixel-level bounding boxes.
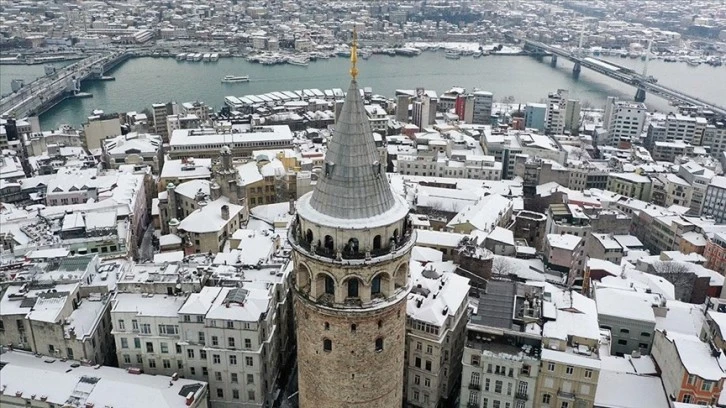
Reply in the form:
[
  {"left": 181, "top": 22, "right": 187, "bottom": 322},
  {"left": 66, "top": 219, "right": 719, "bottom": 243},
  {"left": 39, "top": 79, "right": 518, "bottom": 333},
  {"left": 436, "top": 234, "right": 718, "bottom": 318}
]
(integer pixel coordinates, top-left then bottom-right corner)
[
  {"left": 702, "top": 176, "right": 726, "bottom": 224},
  {"left": 103, "top": 132, "right": 164, "bottom": 173},
  {"left": 603, "top": 99, "right": 647, "bottom": 147},
  {"left": 405, "top": 260, "right": 471, "bottom": 408}
]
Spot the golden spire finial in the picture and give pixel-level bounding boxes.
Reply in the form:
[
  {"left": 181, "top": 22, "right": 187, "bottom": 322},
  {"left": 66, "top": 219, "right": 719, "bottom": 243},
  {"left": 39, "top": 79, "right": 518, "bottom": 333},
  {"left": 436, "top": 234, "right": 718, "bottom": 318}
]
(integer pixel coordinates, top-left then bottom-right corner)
[{"left": 350, "top": 27, "right": 359, "bottom": 80}]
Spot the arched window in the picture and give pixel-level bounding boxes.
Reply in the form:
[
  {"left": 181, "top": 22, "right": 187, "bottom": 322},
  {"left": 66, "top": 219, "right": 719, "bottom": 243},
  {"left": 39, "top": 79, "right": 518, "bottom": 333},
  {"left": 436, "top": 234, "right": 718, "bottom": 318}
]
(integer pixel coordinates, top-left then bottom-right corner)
[
  {"left": 324, "top": 322, "right": 330, "bottom": 330},
  {"left": 306, "top": 229, "right": 313, "bottom": 244},
  {"left": 324, "top": 235, "right": 334, "bottom": 252},
  {"left": 371, "top": 275, "right": 382, "bottom": 295},
  {"left": 351, "top": 324, "right": 357, "bottom": 332},
  {"left": 375, "top": 338, "right": 384, "bottom": 352},
  {"left": 323, "top": 339, "right": 332, "bottom": 352},
  {"left": 347, "top": 278, "right": 359, "bottom": 298},
  {"left": 378, "top": 320, "right": 383, "bottom": 329},
  {"left": 373, "top": 235, "right": 382, "bottom": 250},
  {"left": 346, "top": 238, "right": 359, "bottom": 253},
  {"left": 324, "top": 276, "right": 335, "bottom": 295}
]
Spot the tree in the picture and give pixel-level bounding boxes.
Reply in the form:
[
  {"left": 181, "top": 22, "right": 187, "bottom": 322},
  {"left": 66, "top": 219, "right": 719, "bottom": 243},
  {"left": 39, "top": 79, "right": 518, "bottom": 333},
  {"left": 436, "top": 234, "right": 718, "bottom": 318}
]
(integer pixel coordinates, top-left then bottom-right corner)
[{"left": 492, "top": 256, "right": 516, "bottom": 276}]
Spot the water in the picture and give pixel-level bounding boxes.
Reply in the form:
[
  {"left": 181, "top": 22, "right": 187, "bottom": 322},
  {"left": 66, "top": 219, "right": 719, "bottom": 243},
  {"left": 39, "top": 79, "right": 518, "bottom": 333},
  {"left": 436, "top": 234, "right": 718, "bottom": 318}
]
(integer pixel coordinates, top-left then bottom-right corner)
[{"left": 6, "top": 52, "right": 722, "bottom": 130}]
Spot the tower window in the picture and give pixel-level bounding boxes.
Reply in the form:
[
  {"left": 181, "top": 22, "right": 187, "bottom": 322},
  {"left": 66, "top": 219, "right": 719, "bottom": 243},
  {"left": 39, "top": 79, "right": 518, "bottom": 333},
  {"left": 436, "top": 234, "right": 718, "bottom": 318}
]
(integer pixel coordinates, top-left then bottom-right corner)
[
  {"left": 378, "top": 320, "right": 383, "bottom": 329},
  {"left": 351, "top": 324, "right": 357, "bottom": 332},
  {"left": 323, "top": 339, "right": 332, "bottom": 352},
  {"left": 347, "top": 279, "right": 360, "bottom": 298},
  {"left": 325, "top": 276, "right": 334, "bottom": 295},
  {"left": 306, "top": 229, "right": 313, "bottom": 244},
  {"left": 375, "top": 338, "right": 384, "bottom": 352},
  {"left": 324, "top": 235, "right": 334, "bottom": 252},
  {"left": 372, "top": 275, "right": 382, "bottom": 295},
  {"left": 373, "top": 235, "right": 382, "bottom": 250},
  {"left": 346, "top": 238, "right": 359, "bottom": 254},
  {"left": 324, "top": 322, "right": 330, "bottom": 330}
]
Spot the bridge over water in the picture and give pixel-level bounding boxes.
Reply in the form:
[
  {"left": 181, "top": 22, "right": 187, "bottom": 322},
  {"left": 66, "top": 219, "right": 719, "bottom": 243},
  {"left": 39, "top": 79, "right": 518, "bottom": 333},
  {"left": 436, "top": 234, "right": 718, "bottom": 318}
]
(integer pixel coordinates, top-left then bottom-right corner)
[{"left": 522, "top": 39, "right": 726, "bottom": 117}]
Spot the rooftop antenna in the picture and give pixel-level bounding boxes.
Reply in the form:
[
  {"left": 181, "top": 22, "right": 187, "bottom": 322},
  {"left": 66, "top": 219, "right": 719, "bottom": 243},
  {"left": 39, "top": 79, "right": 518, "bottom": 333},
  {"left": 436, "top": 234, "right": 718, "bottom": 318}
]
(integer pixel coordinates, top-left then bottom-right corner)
[{"left": 350, "top": 27, "right": 359, "bottom": 81}]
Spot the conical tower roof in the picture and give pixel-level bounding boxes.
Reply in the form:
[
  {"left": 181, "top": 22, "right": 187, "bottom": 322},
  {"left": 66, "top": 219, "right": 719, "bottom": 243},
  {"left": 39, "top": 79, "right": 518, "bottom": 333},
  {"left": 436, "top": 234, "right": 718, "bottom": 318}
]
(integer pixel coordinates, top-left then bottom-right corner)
[{"left": 308, "top": 79, "right": 397, "bottom": 220}]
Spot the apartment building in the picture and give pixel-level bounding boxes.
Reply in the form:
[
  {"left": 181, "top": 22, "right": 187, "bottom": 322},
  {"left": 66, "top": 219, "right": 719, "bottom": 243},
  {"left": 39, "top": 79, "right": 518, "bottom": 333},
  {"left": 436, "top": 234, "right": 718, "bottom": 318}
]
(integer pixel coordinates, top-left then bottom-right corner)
[
  {"left": 593, "top": 286, "right": 658, "bottom": 356},
  {"left": 365, "top": 104, "right": 389, "bottom": 133},
  {"left": 405, "top": 262, "right": 471, "bottom": 408},
  {"left": 702, "top": 121, "right": 726, "bottom": 158},
  {"left": 168, "top": 124, "right": 293, "bottom": 159},
  {"left": 102, "top": 132, "right": 164, "bottom": 173},
  {"left": 524, "top": 103, "right": 547, "bottom": 132},
  {"left": 651, "top": 173, "right": 693, "bottom": 209},
  {"left": 111, "top": 293, "right": 188, "bottom": 375},
  {"left": 471, "top": 91, "right": 494, "bottom": 125},
  {"left": 398, "top": 150, "right": 502, "bottom": 180},
  {"left": 535, "top": 284, "right": 601, "bottom": 408},
  {"left": 606, "top": 173, "right": 652, "bottom": 201},
  {"left": 459, "top": 280, "right": 543, "bottom": 408},
  {"left": 603, "top": 99, "right": 647, "bottom": 147},
  {"left": 705, "top": 233, "right": 726, "bottom": 276},
  {"left": 701, "top": 176, "right": 726, "bottom": 224},
  {"left": 652, "top": 329, "right": 725, "bottom": 405},
  {"left": 646, "top": 113, "right": 707, "bottom": 148},
  {"left": 678, "top": 161, "right": 714, "bottom": 215},
  {"left": 177, "top": 265, "right": 291, "bottom": 408}
]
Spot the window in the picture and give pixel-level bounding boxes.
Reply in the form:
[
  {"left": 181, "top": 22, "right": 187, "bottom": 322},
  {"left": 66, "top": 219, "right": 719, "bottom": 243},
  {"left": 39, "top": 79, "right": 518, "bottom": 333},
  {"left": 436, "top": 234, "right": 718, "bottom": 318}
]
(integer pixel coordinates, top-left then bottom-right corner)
[
  {"left": 248, "top": 390, "right": 256, "bottom": 401},
  {"left": 414, "top": 375, "right": 421, "bottom": 385},
  {"left": 200, "top": 350, "right": 207, "bottom": 359},
  {"left": 123, "top": 354, "right": 131, "bottom": 364},
  {"left": 245, "top": 338, "right": 252, "bottom": 348},
  {"left": 148, "top": 359, "right": 156, "bottom": 368},
  {"left": 245, "top": 356, "right": 253, "bottom": 366},
  {"left": 324, "top": 276, "right": 334, "bottom": 294},
  {"left": 415, "top": 357, "right": 421, "bottom": 368},
  {"left": 495, "top": 380, "right": 503, "bottom": 393},
  {"left": 425, "top": 360, "right": 432, "bottom": 371},
  {"left": 145, "top": 342, "right": 153, "bottom": 353},
  {"left": 201, "top": 367, "right": 208, "bottom": 376},
  {"left": 424, "top": 378, "right": 431, "bottom": 387},
  {"left": 228, "top": 337, "right": 235, "bottom": 348},
  {"left": 160, "top": 342, "right": 169, "bottom": 354},
  {"left": 702, "top": 381, "right": 714, "bottom": 392},
  {"left": 118, "top": 320, "right": 125, "bottom": 330},
  {"left": 226, "top": 320, "right": 234, "bottom": 329},
  {"left": 230, "top": 372, "right": 238, "bottom": 383},
  {"left": 137, "top": 354, "right": 143, "bottom": 364},
  {"left": 230, "top": 355, "right": 237, "bottom": 365},
  {"left": 542, "top": 394, "right": 551, "bottom": 404},
  {"left": 215, "top": 371, "right": 222, "bottom": 381},
  {"left": 548, "top": 362, "right": 555, "bottom": 372},
  {"left": 198, "top": 332, "right": 205, "bottom": 344},
  {"left": 507, "top": 382, "right": 512, "bottom": 396},
  {"left": 140, "top": 323, "right": 151, "bottom": 334},
  {"left": 176, "top": 344, "right": 182, "bottom": 354},
  {"left": 426, "top": 345, "right": 433, "bottom": 354},
  {"left": 351, "top": 324, "right": 357, "bottom": 332},
  {"left": 620, "top": 328, "right": 629, "bottom": 334},
  {"left": 212, "top": 336, "right": 218, "bottom": 346},
  {"left": 584, "top": 369, "right": 593, "bottom": 379},
  {"left": 217, "top": 388, "right": 224, "bottom": 398},
  {"left": 347, "top": 278, "right": 359, "bottom": 298},
  {"left": 324, "top": 339, "right": 332, "bottom": 352},
  {"left": 617, "top": 339, "right": 628, "bottom": 345},
  {"left": 468, "top": 390, "right": 479, "bottom": 405},
  {"left": 372, "top": 275, "right": 382, "bottom": 295},
  {"left": 493, "top": 401, "right": 501, "bottom": 408},
  {"left": 187, "top": 349, "right": 195, "bottom": 359},
  {"left": 416, "top": 342, "right": 422, "bottom": 351},
  {"left": 560, "top": 402, "right": 569, "bottom": 408},
  {"left": 247, "top": 374, "right": 254, "bottom": 384},
  {"left": 565, "top": 365, "right": 574, "bottom": 375},
  {"left": 163, "top": 359, "right": 171, "bottom": 369},
  {"left": 232, "top": 389, "right": 240, "bottom": 400},
  {"left": 687, "top": 375, "right": 697, "bottom": 385},
  {"left": 121, "top": 338, "right": 128, "bottom": 349},
  {"left": 132, "top": 320, "right": 138, "bottom": 331},
  {"left": 375, "top": 338, "right": 384, "bottom": 352}
]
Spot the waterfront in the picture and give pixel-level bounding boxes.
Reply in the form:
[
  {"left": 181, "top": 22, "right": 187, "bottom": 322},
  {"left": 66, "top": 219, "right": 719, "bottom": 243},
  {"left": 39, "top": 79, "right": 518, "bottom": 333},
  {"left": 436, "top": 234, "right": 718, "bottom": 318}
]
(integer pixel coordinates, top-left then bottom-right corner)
[{"left": 1, "top": 52, "right": 722, "bottom": 130}]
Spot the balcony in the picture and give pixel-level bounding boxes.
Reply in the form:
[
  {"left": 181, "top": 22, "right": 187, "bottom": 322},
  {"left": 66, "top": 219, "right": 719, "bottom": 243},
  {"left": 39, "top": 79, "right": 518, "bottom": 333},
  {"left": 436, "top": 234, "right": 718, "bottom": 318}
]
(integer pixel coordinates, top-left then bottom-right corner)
[
  {"left": 515, "top": 392, "right": 528, "bottom": 401},
  {"left": 467, "top": 403, "right": 479, "bottom": 408},
  {"left": 557, "top": 389, "right": 576, "bottom": 399},
  {"left": 468, "top": 383, "right": 481, "bottom": 391}
]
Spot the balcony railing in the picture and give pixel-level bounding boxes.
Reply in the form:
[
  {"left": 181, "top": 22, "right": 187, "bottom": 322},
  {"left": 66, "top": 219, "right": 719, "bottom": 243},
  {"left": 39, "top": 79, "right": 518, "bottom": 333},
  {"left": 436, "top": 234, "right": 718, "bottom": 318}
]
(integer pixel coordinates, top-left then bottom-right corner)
[
  {"left": 557, "top": 389, "right": 576, "bottom": 399},
  {"left": 515, "top": 392, "right": 528, "bottom": 401},
  {"left": 468, "top": 383, "right": 481, "bottom": 391}
]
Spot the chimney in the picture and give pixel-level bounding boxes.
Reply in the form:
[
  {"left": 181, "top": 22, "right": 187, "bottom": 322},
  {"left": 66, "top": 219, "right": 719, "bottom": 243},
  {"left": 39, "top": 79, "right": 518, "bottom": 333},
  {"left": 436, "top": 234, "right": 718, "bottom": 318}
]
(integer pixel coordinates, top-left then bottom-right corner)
[
  {"left": 221, "top": 205, "right": 230, "bottom": 220},
  {"left": 186, "top": 392, "right": 195, "bottom": 406}
]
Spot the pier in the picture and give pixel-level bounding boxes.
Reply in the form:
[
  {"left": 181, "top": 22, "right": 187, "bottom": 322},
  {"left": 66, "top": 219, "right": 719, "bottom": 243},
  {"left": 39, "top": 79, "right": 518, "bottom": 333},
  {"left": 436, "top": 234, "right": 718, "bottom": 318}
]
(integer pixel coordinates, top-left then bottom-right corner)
[
  {"left": 522, "top": 38, "right": 726, "bottom": 116},
  {"left": 0, "top": 51, "right": 133, "bottom": 118}
]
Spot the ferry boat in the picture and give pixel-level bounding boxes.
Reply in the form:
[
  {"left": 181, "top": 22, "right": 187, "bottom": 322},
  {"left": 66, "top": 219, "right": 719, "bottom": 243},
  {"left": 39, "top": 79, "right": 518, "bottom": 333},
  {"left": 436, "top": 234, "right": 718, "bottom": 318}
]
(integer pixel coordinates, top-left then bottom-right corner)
[
  {"left": 202, "top": 53, "right": 211, "bottom": 62},
  {"left": 210, "top": 53, "right": 219, "bottom": 61},
  {"left": 186, "top": 53, "right": 195, "bottom": 61},
  {"left": 445, "top": 51, "right": 461, "bottom": 60},
  {"left": 221, "top": 75, "right": 250, "bottom": 83},
  {"left": 287, "top": 57, "right": 309, "bottom": 67},
  {"left": 193, "top": 53, "right": 203, "bottom": 62},
  {"left": 176, "top": 53, "right": 187, "bottom": 61}
]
